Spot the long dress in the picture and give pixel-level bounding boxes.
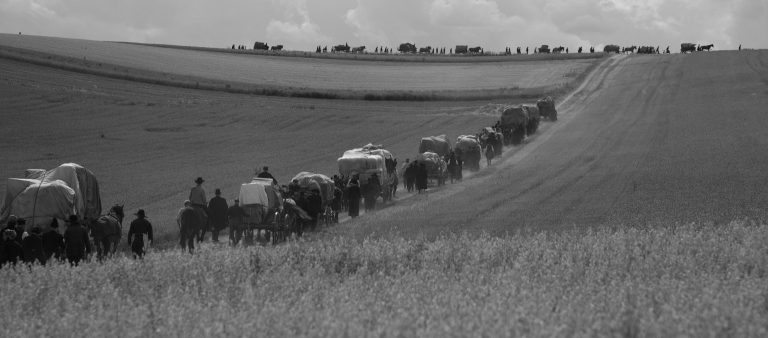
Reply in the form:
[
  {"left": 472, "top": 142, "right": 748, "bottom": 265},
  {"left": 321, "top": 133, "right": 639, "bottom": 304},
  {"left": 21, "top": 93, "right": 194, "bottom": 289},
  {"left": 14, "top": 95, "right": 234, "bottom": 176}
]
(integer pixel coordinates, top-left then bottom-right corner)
[{"left": 346, "top": 183, "right": 361, "bottom": 217}]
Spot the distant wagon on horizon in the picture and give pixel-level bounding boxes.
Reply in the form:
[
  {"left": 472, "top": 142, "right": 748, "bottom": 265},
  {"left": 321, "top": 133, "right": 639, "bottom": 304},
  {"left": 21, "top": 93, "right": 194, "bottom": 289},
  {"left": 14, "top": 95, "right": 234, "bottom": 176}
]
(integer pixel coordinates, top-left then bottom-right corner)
[
  {"left": 398, "top": 42, "right": 417, "bottom": 54},
  {"left": 254, "top": 41, "right": 269, "bottom": 50},
  {"left": 681, "top": 43, "right": 696, "bottom": 53},
  {"left": 538, "top": 45, "right": 551, "bottom": 53},
  {"left": 455, "top": 45, "right": 468, "bottom": 54}
]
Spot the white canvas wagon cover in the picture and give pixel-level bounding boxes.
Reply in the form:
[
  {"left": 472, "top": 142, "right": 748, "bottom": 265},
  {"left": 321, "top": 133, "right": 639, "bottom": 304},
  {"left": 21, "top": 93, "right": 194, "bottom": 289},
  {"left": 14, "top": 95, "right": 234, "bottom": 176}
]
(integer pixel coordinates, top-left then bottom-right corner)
[
  {"left": 1, "top": 162, "right": 100, "bottom": 225},
  {"left": 1, "top": 178, "right": 76, "bottom": 226},
  {"left": 338, "top": 151, "right": 385, "bottom": 186},
  {"left": 238, "top": 178, "right": 282, "bottom": 209}
]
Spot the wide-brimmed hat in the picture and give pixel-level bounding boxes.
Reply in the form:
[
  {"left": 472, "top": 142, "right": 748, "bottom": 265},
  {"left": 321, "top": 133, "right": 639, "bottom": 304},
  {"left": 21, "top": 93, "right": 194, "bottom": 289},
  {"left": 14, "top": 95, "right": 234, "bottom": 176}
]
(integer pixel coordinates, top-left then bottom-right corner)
[
  {"left": 135, "top": 209, "right": 146, "bottom": 218},
  {"left": 195, "top": 177, "right": 205, "bottom": 184}
]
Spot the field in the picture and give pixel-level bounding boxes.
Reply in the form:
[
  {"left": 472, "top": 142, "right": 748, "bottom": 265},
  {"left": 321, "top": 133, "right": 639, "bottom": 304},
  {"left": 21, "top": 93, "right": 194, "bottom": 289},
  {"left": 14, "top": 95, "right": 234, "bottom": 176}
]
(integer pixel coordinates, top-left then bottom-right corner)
[
  {"left": 1, "top": 35, "right": 768, "bottom": 336},
  {"left": 0, "top": 34, "right": 600, "bottom": 100},
  {"left": 1, "top": 222, "right": 766, "bottom": 337}
]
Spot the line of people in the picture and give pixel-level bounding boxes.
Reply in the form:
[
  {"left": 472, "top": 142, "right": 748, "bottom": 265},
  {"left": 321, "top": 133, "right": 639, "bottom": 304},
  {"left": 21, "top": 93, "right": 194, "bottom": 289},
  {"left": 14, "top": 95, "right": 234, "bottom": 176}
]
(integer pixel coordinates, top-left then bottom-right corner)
[{"left": 0, "top": 208, "right": 154, "bottom": 267}]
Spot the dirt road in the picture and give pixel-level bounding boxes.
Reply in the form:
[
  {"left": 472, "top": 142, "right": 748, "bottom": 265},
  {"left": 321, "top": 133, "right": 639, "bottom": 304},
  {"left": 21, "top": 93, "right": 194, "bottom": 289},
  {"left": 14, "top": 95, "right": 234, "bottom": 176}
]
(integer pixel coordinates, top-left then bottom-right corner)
[{"left": 336, "top": 50, "right": 768, "bottom": 239}]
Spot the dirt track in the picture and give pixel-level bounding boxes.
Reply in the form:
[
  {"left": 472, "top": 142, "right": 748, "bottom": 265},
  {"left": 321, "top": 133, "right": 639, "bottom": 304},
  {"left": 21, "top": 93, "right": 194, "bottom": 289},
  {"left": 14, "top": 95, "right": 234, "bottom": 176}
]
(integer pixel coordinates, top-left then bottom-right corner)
[{"left": 333, "top": 50, "right": 768, "bottom": 239}]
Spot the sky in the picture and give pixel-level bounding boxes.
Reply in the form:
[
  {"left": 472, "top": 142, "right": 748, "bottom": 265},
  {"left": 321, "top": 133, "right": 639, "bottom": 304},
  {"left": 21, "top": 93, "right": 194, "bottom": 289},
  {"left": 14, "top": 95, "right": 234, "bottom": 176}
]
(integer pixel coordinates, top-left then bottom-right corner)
[{"left": 1, "top": 0, "right": 766, "bottom": 51}]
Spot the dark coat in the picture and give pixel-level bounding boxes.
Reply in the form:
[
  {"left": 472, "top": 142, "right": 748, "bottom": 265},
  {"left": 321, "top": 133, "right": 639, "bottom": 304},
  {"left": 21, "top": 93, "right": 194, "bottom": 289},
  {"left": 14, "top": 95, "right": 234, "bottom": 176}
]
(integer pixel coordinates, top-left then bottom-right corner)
[
  {"left": 42, "top": 230, "right": 64, "bottom": 261},
  {"left": 22, "top": 233, "right": 45, "bottom": 264},
  {"left": 179, "top": 207, "right": 202, "bottom": 236},
  {"left": 1, "top": 239, "right": 23, "bottom": 266},
  {"left": 226, "top": 205, "right": 247, "bottom": 229},
  {"left": 207, "top": 196, "right": 229, "bottom": 229},
  {"left": 63, "top": 223, "right": 92, "bottom": 259},
  {"left": 128, "top": 218, "right": 154, "bottom": 245},
  {"left": 306, "top": 193, "right": 323, "bottom": 218},
  {"left": 346, "top": 183, "right": 361, "bottom": 217}
]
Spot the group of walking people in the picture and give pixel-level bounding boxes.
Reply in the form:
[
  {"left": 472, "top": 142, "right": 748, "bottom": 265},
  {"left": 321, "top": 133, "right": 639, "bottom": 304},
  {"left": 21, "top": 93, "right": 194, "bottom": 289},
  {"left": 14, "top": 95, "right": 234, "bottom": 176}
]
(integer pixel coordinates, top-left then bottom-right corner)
[{"left": 0, "top": 205, "right": 154, "bottom": 267}]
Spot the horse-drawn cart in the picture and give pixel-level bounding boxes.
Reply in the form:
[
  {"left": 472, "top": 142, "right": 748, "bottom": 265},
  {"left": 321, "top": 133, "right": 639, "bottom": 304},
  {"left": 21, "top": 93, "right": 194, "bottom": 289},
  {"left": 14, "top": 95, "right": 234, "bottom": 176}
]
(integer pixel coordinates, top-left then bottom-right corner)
[
  {"left": 416, "top": 152, "right": 448, "bottom": 186},
  {"left": 238, "top": 178, "right": 285, "bottom": 244},
  {"left": 291, "top": 172, "right": 336, "bottom": 226}
]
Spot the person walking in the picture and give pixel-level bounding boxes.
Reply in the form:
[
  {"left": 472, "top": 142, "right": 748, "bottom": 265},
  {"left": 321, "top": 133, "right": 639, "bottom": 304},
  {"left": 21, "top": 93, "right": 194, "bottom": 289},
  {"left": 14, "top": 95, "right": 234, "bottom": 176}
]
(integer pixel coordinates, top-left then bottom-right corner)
[
  {"left": 127, "top": 209, "right": 153, "bottom": 259},
  {"left": 227, "top": 199, "right": 247, "bottom": 246},
  {"left": 179, "top": 202, "right": 201, "bottom": 254},
  {"left": 42, "top": 219, "right": 64, "bottom": 263},
  {"left": 417, "top": 163, "right": 428, "bottom": 193},
  {"left": 346, "top": 178, "right": 362, "bottom": 218},
  {"left": 63, "top": 215, "right": 91, "bottom": 266},
  {"left": 206, "top": 189, "right": 228, "bottom": 242},
  {"left": 189, "top": 177, "right": 208, "bottom": 242},
  {"left": 22, "top": 226, "right": 45, "bottom": 265},
  {"left": 364, "top": 174, "right": 381, "bottom": 212},
  {"left": 485, "top": 144, "right": 495, "bottom": 166},
  {"left": 1, "top": 229, "right": 23, "bottom": 267}
]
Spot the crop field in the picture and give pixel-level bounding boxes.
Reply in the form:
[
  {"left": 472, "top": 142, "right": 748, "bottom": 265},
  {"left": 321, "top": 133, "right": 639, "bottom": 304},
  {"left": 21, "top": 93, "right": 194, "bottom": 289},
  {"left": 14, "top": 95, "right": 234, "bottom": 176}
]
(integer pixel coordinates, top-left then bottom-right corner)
[
  {"left": 0, "top": 34, "right": 601, "bottom": 99},
  {"left": 0, "top": 221, "right": 766, "bottom": 337}
]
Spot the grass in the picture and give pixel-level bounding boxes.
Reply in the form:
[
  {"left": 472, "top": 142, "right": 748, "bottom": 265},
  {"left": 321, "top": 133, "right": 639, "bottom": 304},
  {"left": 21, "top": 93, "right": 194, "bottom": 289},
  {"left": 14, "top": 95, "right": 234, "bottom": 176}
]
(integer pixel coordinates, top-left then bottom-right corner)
[
  {"left": 1, "top": 220, "right": 766, "bottom": 337},
  {"left": 0, "top": 34, "right": 605, "bottom": 101}
]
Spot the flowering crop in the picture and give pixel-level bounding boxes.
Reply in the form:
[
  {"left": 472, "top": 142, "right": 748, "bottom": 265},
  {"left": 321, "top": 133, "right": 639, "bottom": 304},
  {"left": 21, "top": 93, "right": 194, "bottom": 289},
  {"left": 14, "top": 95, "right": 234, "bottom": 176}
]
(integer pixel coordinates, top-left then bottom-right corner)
[{"left": 1, "top": 220, "right": 767, "bottom": 337}]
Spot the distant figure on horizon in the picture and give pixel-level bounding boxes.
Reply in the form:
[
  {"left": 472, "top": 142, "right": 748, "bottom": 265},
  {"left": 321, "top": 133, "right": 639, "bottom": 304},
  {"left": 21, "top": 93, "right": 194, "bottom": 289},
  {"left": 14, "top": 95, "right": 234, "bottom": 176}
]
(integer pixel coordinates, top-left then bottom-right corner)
[{"left": 739, "top": 44, "right": 741, "bottom": 51}]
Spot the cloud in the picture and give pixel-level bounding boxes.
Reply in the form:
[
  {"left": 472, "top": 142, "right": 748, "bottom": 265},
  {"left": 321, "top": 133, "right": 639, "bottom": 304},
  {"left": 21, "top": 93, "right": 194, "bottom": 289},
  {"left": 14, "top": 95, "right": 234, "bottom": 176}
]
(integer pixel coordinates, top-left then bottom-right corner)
[
  {"left": 267, "top": 0, "right": 330, "bottom": 46},
  {"left": 0, "top": 0, "right": 764, "bottom": 51}
]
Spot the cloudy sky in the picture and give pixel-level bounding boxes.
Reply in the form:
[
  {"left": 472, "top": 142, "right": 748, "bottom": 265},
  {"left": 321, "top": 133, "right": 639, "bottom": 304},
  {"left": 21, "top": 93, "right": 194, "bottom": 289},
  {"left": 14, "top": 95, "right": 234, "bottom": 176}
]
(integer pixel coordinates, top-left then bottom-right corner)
[{"left": 1, "top": 0, "right": 765, "bottom": 51}]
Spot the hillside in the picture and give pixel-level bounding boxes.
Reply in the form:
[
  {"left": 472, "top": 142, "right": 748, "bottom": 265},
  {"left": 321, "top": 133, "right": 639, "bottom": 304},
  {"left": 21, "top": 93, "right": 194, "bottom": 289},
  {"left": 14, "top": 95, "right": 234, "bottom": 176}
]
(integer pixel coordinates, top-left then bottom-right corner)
[
  {"left": 0, "top": 34, "right": 601, "bottom": 100},
  {"left": 331, "top": 49, "right": 768, "bottom": 240}
]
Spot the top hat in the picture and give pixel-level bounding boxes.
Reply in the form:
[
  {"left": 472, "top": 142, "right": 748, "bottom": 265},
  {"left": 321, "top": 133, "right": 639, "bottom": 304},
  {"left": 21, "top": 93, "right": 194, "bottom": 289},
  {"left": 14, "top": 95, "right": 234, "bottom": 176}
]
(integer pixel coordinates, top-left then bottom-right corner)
[{"left": 195, "top": 177, "right": 205, "bottom": 184}]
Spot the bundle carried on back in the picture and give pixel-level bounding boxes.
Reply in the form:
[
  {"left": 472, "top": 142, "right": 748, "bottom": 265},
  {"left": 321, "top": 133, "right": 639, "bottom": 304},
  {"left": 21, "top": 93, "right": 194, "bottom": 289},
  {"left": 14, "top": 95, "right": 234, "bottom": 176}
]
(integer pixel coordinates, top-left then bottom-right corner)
[{"left": 419, "top": 135, "right": 451, "bottom": 157}]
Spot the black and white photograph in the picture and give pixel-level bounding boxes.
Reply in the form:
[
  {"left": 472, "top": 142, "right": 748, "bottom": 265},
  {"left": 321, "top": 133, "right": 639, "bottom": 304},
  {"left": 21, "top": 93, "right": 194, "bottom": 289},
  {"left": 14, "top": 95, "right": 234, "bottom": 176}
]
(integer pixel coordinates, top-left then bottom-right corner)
[{"left": 1, "top": 0, "right": 767, "bottom": 336}]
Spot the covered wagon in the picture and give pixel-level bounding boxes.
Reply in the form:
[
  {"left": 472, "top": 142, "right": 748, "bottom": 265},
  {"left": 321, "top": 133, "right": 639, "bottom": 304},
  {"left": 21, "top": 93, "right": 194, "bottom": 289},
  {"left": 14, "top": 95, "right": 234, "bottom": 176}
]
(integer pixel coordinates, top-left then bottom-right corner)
[
  {"left": 524, "top": 104, "right": 541, "bottom": 135},
  {"left": 290, "top": 172, "right": 336, "bottom": 225},
  {"left": 537, "top": 96, "right": 557, "bottom": 121},
  {"left": 1, "top": 162, "right": 101, "bottom": 228},
  {"left": 680, "top": 43, "right": 696, "bottom": 53},
  {"left": 238, "top": 178, "right": 284, "bottom": 243},
  {"left": 455, "top": 135, "right": 482, "bottom": 172},
  {"left": 419, "top": 135, "right": 452, "bottom": 158},
  {"left": 500, "top": 106, "right": 529, "bottom": 145},
  {"left": 415, "top": 152, "right": 447, "bottom": 186}
]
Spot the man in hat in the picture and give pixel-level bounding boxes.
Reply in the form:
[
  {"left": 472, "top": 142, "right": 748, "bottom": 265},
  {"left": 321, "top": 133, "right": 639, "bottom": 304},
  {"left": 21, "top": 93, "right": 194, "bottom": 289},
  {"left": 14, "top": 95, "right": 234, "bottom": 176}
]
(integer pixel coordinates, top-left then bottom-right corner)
[
  {"left": 189, "top": 177, "right": 208, "bottom": 242},
  {"left": 206, "top": 188, "right": 228, "bottom": 243},
  {"left": 189, "top": 177, "right": 207, "bottom": 208},
  {"left": 63, "top": 215, "right": 91, "bottom": 266},
  {"left": 127, "top": 209, "right": 153, "bottom": 259},
  {"left": 227, "top": 198, "right": 247, "bottom": 246},
  {"left": 256, "top": 166, "right": 278, "bottom": 185}
]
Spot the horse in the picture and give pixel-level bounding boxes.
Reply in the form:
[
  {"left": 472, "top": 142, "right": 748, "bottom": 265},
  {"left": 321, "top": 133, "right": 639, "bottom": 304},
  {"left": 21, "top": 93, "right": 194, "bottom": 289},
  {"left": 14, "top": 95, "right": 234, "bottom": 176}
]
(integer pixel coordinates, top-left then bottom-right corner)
[
  {"left": 622, "top": 46, "right": 637, "bottom": 54},
  {"left": 90, "top": 204, "right": 124, "bottom": 260},
  {"left": 699, "top": 44, "right": 714, "bottom": 51},
  {"left": 270, "top": 45, "right": 283, "bottom": 51},
  {"left": 351, "top": 46, "right": 366, "bottom": 53},
  {"left": 552, "top": 46, "right": 565, "bottom": 53}
]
